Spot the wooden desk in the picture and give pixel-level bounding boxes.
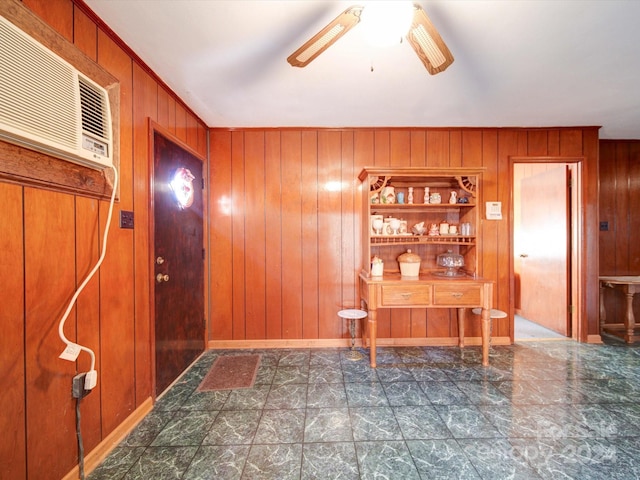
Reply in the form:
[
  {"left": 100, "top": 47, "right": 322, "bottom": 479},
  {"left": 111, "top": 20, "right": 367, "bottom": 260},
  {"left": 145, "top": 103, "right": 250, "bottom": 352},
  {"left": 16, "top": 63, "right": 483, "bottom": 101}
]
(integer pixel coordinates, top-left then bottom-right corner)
[
  {"left": 599, "top": 276, "right": 640, "bottom": 343},
  {"left": 359, "top": 272, "right": 494, "bottom": 367}
]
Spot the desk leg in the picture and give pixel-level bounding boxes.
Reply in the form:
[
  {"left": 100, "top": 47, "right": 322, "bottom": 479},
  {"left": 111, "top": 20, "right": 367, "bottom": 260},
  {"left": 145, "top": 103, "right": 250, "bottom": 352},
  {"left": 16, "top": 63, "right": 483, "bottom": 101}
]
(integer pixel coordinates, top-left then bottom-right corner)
[
  {"left": 624, "top": 288, "right": 635, "bottom": 343},
  {"left": 457, "top": 308, "right": 465, "bottom": 348},
  {"left": 368, "top": 308, "right": 377, "bottom": 368},
  {"left": 481, "top": 308, "right": 490, "bottom": 367}
]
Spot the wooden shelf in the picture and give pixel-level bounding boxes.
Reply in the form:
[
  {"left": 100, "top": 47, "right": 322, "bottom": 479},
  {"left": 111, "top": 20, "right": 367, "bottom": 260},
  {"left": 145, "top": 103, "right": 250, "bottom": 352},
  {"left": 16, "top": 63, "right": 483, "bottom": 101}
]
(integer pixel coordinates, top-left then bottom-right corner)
[
  {"left": 371, "top": 235, "right": 476, "bottom": 246},
  {"left": 360, "top": 166, "right": 484, "bottom": 276}
]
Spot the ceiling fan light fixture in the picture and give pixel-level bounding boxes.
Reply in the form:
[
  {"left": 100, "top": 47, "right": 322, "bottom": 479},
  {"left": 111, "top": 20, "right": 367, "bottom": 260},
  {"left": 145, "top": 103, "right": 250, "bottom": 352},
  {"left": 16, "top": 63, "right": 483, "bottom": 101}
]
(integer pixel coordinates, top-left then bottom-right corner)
[
  {"left": 360, "top": 1, "right": 414, "bottom": 47},
  {"left": 406, "top": 4, "right": 454, "bottom": 75}
]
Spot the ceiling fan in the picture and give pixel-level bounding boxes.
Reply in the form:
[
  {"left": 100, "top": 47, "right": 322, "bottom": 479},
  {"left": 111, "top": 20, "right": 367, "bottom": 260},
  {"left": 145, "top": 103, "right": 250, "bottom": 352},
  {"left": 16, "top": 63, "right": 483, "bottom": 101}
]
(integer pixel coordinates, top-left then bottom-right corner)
[{"left": 287, "top": 2, "right": 454, "bottom": 75}]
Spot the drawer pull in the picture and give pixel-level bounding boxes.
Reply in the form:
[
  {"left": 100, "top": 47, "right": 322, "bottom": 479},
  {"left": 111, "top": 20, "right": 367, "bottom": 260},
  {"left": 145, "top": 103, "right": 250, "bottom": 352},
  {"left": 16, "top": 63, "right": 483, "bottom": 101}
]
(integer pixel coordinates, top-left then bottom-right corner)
[
  {"left": 401, "top": 293, "right": 412, "bottom": 299},
  {"left": 451, "top": 292, "right": 463, "bottom": 298}
]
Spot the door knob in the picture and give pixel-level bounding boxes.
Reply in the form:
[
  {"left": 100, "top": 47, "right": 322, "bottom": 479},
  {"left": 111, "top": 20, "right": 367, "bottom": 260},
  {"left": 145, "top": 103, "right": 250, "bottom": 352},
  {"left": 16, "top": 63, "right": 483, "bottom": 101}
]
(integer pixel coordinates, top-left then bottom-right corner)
[
  {"left": 156, "top": 273, "right": 169, "bottom": 283},
  {"left": 156, "top": 256, "right": 165, "bottom": 265}
]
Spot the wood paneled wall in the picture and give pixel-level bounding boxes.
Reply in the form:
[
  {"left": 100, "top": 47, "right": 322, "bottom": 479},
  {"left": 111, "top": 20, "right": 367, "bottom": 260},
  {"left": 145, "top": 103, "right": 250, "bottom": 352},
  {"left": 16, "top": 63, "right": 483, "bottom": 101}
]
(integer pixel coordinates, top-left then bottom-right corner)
[
  {"left": 0, "top": 1, "right": 207, "bottom": 479},
  {"left": 0, "top": 1, "right": 606, "bottom": 478},
  {"left": 209, "top": 128, "right": 600, "bottom": 346},
  {"left": 599, "top": 140, "right": 640, "bottom": 325}
]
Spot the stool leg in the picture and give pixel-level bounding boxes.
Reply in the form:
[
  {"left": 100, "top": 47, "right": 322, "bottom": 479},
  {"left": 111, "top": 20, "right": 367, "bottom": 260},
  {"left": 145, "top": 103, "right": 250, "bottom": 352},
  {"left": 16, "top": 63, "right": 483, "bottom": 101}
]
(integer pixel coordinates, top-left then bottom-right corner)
[
  {"left": 489, "top": 318, "right": 494, "bottom": 355},
  {"left": 345, "top": 316, "right": 363, "bottom": 361},
  {"left": 349, "top": 318, "right": 356, "bottom": 349}
]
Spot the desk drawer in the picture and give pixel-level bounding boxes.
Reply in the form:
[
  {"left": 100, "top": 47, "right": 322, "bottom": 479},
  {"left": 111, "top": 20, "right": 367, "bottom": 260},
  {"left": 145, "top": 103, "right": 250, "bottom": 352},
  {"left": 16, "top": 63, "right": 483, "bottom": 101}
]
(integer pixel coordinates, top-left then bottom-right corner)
[
  {"left": 433, "top": 284, "right": 481, "bottom": 306},
  {"left": 380, "top": 285, "right": 431, "bottom": 306}
]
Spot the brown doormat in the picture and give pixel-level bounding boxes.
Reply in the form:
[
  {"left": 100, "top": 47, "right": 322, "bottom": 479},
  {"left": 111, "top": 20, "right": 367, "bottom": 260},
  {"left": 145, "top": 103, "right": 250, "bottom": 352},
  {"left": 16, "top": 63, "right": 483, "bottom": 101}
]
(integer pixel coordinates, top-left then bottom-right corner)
[{"left": 197, "top": 354, "right": 261, "bottom": 391}]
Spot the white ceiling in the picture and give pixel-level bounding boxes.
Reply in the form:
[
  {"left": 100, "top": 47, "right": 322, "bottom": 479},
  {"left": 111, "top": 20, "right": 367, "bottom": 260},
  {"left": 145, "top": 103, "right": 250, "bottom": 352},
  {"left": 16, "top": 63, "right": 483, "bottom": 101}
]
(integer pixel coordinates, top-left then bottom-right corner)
[{"left": 84, "top": 0, "right": 640, "bottom": 139}]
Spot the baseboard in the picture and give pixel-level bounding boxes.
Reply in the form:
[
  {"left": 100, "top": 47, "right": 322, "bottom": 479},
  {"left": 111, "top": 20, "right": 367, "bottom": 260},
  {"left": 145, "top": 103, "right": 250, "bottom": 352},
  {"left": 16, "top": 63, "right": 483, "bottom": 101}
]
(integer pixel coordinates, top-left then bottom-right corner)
[
  {"left": 208, "top": 336, "right": 513, "bottom": 350},
  {"left": 587, "top": 334, "right": 603, "bottom": 344},
  {"left": 62, "top": 397, "right": 153, "bottom": 480}
]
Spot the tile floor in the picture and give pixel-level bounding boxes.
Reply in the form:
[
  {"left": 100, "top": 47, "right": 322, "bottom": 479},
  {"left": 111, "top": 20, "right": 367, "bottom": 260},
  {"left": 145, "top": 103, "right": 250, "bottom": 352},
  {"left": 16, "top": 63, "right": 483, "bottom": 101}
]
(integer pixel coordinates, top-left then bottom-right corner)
[{"left": 89, "top": 338, "right": 640, "bottom": 479}]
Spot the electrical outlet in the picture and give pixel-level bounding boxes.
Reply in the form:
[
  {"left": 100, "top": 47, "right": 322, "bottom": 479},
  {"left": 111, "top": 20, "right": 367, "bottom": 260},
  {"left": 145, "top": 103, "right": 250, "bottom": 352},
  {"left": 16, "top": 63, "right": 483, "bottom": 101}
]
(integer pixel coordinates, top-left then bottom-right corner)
[{"left": 72, "top": 373, "right": 92, "bottom": 399}]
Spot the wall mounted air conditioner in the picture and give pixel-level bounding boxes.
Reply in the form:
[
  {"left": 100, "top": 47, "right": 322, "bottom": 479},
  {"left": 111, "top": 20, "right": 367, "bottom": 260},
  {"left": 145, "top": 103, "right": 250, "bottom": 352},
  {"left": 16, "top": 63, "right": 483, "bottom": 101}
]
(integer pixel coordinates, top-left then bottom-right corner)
[{"left": 0, "top": 15, "right": 113, "bottom": 170}]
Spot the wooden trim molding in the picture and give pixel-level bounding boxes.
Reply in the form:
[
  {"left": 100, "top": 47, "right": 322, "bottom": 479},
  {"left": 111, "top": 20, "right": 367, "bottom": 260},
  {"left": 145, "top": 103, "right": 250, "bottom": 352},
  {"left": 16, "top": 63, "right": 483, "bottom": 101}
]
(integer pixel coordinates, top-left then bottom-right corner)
[
  {"left": 208, "top": 336, "right": 512, "bottom": 350},
  {"left": 61, "top": 397, "right": 153, "bottom": 480},
  {"left": 0, "top": 0, "right": 120, "bottom": 201}
]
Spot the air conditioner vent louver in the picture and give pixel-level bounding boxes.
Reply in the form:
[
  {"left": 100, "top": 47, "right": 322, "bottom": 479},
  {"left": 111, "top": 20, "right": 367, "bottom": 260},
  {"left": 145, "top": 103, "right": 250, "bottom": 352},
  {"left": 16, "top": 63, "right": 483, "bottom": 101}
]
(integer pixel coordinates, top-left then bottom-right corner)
[
  {"left": 0, "top": 15, "right": 112, "bottom": 170},
  {"left": 79, "top": 76, "right": 109, "bottom": 140}
]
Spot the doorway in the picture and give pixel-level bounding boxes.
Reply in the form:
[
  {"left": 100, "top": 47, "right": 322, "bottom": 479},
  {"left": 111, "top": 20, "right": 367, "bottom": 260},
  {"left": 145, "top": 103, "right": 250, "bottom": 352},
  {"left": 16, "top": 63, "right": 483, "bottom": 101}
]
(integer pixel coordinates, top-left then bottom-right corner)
[
  {"left": 151, "top": 127, "right": 205, "bottom": 395},
  {"left": 512, "top": 160, "right": 581, "bottom": 340}
]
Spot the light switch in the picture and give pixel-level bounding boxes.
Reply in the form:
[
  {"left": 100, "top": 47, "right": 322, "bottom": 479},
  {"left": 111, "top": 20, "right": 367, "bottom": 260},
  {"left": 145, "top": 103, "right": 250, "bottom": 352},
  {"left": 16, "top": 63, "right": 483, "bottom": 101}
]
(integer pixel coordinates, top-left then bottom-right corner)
[{"left": 120, "top": 210, "right": 134, "bottom": 229}]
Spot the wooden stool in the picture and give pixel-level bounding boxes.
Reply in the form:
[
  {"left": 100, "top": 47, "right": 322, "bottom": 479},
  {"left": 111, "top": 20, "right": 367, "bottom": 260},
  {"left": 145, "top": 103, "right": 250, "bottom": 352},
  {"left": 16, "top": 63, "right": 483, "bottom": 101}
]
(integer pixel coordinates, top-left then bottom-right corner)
[
  {"left": 338, "top": 309, "right": 367, "bottom": 361},
  {"left": 472, "top": 308, "right": 507, "bottom": 354}
]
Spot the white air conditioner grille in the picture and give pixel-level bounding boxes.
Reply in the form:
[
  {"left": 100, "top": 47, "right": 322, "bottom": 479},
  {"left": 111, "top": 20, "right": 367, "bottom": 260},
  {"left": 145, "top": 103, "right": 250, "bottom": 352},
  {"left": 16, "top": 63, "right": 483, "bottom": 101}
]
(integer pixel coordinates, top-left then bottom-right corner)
[
  {"left": 0, "top": 15, "right": 113, "bottom": 170},
  {"left": 79, "top": 76, "right": 109, "bottom": 141},
  {"left": 0, "top": 18, "right": 79, "bottom": 150}
]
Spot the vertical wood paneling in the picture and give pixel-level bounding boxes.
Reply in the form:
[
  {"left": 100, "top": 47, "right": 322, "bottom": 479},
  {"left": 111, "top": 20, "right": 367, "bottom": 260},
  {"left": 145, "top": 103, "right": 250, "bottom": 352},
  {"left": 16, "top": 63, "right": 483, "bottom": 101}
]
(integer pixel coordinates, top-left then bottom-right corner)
[
  {"left": 390, "top": 131, "right": 412, "bottom": 338},
  {"left": 0, "top": 183, "right": 26, "bottom": 479},
  {"left": 599, "top": 141, "right": 617, "bottom": 274},
  {"left": 72, "top": 0, "right": 104, "bottom": 460},
  {"left": 426, "top": 130, "right": 455, "bottom": 337},
  {"left": 186, "top": 114, "right": 198, "bottom": 151},
  {"left": 497, "top": 130, "right": 520, "bottom": 338},
  {"left": 372, "top": 131, "right": 392, "bottom": 338},
  {"left": 22, "top": 0, "right": 73, "bottom": 41},
  {"left": 175, "top": 104, "right": 187, "bottom": 142},
  {"left": 231, "top": 132, "right": 247, "bottom": 339},
  {"left": 96, "top": 29, "right": 136, "bottom": 434},
  {"left": 7, "top": 3, "right": 210, "bottom": 478},
  {"left": 73, "top": 7, "right": 97, "bottom": 59},
  {"left": 353, "top": 130, "right": 374, "bottom": 273},
  {"left": 208, "top": 127, "right": 600, "bottom": 345},
  {"left": 527, "top": 130, "right": 548, "bottom": 156},
  {"left": 629, "top": 143, "right": 640, "bottom": 273},
  {"left": 559, "top": 129, "right": 583, "bottom": 156},
  {"left": 615, "top": 143, "right": 630, "bottom": 271},
  {"left": 599, "top": 140, "right": 640, "bottom": 330},
  {"left": 281, "top": 131, "right": 303, "bottom": 339},
  {"left": 340, "top": 131, "right": 358, "bottom": 323},
  {"left": 244, "top": 132, "right": 266, "bottom": 339},
  {"left": 24, "top": 188, "right": 77, "bottom": 478},
  {"left": 548, "top": 130, "right": 560, "bottom": 156},
  {"left": 157, "top": 87, "right": 171, "bottom": 130},
  {"left": 132, "top": 65, "right": 156, "bottom": 404},
  {"left": 409, "top": 131, "right": 427, "bottom": 338},
  {"left": 210, "top": 130, "right": 233, "bottom": 340},
  {"left": 582, "top": 129, "right": 600, "bottom": 337},
  {"left": 265, "top": 132, "right": 283, "bottom": 339},
  {"left": 318, "top": 131, "right": 343, "bottom": 339},
  {"left": 74, "top": 196, "right": 102, "bottom": 450},
  {"left": 301, "top": 131, "right": 320, "bottom": 339}
]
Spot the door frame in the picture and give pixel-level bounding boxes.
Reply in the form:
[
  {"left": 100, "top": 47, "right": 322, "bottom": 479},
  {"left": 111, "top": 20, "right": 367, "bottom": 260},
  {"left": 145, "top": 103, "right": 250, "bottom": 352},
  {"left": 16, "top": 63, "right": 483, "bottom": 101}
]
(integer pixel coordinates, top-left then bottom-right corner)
[
  {"left": 509, "top": 156, "right": 583, "bottom": 341},
  {"left": 148, "top": 119, "right": 208, "bottom": 398}
]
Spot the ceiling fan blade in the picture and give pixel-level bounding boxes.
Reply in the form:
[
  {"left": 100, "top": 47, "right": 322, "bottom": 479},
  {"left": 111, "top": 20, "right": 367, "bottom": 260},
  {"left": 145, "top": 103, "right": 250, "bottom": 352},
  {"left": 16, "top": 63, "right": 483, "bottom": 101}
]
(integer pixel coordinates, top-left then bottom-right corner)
[
  {"left": 287, "top": 5, "right": 363, "bottom": 68},
  {"left": 406, "top": 4, "right": 454, "bottom": 75}
]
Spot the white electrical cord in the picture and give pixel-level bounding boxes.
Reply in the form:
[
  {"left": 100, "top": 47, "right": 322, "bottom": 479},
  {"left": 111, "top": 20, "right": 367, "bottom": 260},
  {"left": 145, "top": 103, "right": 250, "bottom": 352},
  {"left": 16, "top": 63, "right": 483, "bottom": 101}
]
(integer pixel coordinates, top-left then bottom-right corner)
[{"left": 58, "top": 165, "right": 118, "bottom": 390}]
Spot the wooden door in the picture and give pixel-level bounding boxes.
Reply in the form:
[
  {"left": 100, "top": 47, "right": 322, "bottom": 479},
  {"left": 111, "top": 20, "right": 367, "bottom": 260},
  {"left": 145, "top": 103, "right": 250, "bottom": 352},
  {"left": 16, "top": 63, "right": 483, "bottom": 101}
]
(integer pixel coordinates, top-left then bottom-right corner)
[
  {"left": 153, "top": 131, "right": 205, "bottom": 395},
  {"left": 516, "top": 165, "right": 570, "bottom": 335}
]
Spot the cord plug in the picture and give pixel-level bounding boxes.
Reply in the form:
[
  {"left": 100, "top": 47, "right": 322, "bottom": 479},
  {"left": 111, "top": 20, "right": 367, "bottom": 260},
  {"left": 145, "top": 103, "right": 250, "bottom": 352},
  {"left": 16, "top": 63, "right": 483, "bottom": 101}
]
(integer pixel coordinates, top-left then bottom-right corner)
[
  {"left": 72, "top": 373, "right": 91, "bottom": 399},
  {"left": 84, "top": 370, "right": 97, "bottom": 391}
]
